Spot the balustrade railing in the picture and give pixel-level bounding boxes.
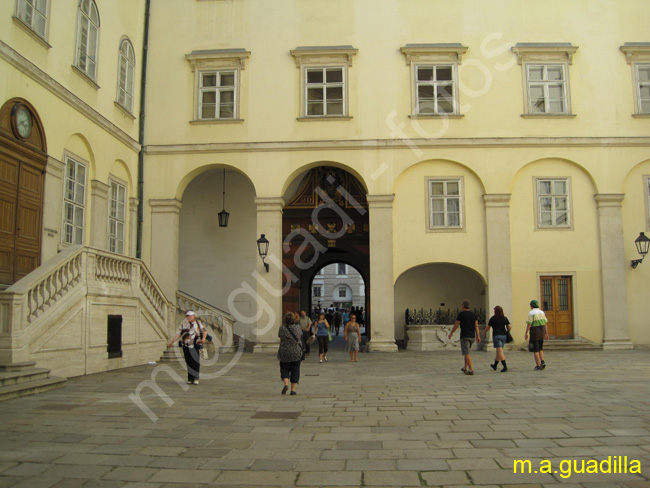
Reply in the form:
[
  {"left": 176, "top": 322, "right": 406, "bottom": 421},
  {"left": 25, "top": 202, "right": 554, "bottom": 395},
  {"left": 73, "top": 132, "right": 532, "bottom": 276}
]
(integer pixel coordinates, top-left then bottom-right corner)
[{"left": 2, "top": 246, "right": 169, "bottom": 329}]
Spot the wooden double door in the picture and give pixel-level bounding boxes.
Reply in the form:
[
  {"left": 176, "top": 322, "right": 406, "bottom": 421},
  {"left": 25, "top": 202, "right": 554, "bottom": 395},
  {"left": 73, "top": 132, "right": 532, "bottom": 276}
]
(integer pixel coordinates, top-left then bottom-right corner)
[
  {"left": 540, "top": 276, "right": 574, "bottom": 339},
  {"left": 0, "top": 153, "right": 44, "bottom": 286}
]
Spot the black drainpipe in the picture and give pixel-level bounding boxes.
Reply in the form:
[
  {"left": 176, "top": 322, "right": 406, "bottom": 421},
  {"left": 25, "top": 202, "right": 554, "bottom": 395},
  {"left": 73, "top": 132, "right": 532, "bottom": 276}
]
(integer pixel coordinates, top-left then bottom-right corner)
[{"left": 136, "top": 0, "right": 151, "bottom": 259}]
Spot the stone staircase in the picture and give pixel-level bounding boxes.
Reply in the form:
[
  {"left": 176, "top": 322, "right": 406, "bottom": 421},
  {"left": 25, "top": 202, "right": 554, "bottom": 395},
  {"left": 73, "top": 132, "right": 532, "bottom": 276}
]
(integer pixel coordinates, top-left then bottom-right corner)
[
  {"left": 0, "top": 362, "right": 66, "bottom": 401},
  {"left": 519, "top": 338, "right": 602, "bottom": 351}
]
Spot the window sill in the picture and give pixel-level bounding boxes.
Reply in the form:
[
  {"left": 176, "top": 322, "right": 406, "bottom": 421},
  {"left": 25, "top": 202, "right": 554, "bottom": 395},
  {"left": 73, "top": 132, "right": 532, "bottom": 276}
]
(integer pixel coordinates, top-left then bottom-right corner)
[
  {"left": 114, "top": 102, "right": 136, "bottom": 120},
  {"left": 632, "top": 113, "right": 650, "bottom": 118},
  {"left": 409, "top": 114, "right": 464, "bottom": 119},
  {"left": 521, "top": 113, "right": 576, "bottom": 119},
  {"left": 426, "top": 227, "right": 465, "bottom": 233},
  {"left": 535, "top": 225, "right": 573, "bottom": 231},
  {"left": 13, "top": 17, "right": 51, "bottom": 49},
  {"left": 297, "top": 116, "right": 352, "bottom": 122},
  {"left": 71, "top": 65, "right": 100, "bottom": 90},
  {"left": 190, "top": 118, "right": 244, "bottom": 125}
]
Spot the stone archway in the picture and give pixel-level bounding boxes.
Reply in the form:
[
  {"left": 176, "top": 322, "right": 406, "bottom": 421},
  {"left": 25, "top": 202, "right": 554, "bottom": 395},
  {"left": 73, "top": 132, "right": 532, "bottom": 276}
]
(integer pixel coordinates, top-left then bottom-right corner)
[
  {"left": 282, "top": 166, "right": 371, "bottom": 337},
  {"left": 0, "top": 98, "right": 47, "bottom": 286}
]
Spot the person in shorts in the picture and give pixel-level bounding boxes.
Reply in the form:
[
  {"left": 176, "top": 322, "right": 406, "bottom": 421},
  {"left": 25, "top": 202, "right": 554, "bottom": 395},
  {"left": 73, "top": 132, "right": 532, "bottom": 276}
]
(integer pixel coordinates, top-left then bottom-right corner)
[
  {"left": 524, "top": 299, "right": 549, "bottom": 371},
  {"left": 448, "top": 300, "right": 481, "bottom": 375},
  {"left": 483, "top": 305, "right": 512, "bottom": 372}
]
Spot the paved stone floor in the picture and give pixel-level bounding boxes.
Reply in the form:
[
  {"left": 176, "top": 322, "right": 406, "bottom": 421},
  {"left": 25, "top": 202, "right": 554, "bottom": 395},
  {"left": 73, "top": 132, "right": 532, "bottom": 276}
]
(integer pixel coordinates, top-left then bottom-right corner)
[{"left": 0, "top": 341, "right": 649, "bottom": 488}]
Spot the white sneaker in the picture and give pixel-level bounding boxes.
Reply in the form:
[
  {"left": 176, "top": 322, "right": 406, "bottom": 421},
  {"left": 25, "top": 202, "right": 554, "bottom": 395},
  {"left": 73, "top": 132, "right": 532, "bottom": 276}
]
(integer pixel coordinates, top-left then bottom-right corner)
[
  {"left": 186, "top": 381, "right": 192, "bottom": 384},
  {"left": 193, "top": 380, "right": 199, "bottom": 385}
]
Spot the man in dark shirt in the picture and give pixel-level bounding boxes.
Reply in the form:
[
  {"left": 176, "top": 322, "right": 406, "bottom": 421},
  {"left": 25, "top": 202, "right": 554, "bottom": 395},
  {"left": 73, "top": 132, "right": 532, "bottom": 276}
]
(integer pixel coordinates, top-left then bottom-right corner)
[{"left": 448, "top": 300, "right": 481, "bottom": 375}]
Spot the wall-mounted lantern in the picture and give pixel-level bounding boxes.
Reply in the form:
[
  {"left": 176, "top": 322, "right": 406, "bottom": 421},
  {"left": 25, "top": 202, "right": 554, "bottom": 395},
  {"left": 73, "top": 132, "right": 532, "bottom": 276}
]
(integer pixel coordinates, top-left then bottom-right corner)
[
  {"left": 631, "top": 232, "right": 650, "bottom": 269},
  {"left": 257, "top": 234, "right": 270, "bottom": 272}
]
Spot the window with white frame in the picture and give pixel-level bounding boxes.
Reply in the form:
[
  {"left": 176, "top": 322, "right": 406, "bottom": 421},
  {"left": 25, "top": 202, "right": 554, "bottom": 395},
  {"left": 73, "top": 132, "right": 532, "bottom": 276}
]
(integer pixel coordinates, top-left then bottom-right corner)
[
  {"left": 305, "top": 67, "right": 344, "bottom": 117},
  {"left": 337, "top": 263, "right": 346, "bottom": 275},
  {"left": 526, "top": 64, "right": 567, "bottom": 114},
  {"left": 63, "top": 156, "right": 86, "bottom": 245},
  {"left": 416, "top": 65, "right": 456, "bottom": 115},
  {"left": 290, "top": 46, "right": 357, "bottom": 119},
  {"left": 313, "top": 285, "right": 322, "bottom": 297},
  {"left": 199, "top": 70, "right": 236, "bottom": 119},
  {"left": 15, "top": 0, "right": 48, "bottom": 38},
  {"left": 537, "top": 178, "right": 571, "bottom": 228},
  {"left": 400, "top": 44, "right": 467, "bottom": 117},
  {"left": 428, "top": 179, "right": 462, "bottom": 229},
  {"left": 512, "top": 43, "right": 577, "bottom": 116},
  {"left": 108, "top": 180, "right": 126, "bottom": 254},
  {"left": 75, "top": 0, "right": 100, "bottom": 80},
  {"left": 116, "top": 39, "right": 135, "bottom": 112},
  {"left": 636, "top": 64, "right": 650, "bottom": 114},
  {"left": 185, "top": 49, "right": 249, "bottom": 122},
  {"left": 338, "top": 287, "right": 347, "bottom": 298},
  {"left": 620, "top": 44, "right": 650, "bottom": 115}
]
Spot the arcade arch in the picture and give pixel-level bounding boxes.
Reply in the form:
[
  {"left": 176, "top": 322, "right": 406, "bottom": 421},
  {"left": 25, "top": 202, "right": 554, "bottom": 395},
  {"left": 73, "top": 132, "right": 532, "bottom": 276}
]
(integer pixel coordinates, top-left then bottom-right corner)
[
  {"left": 177, "top": 167, "right": 258, "bottom": 335},
  {"left": 394, "top": 263, "right": 486, "bottom": 345}
]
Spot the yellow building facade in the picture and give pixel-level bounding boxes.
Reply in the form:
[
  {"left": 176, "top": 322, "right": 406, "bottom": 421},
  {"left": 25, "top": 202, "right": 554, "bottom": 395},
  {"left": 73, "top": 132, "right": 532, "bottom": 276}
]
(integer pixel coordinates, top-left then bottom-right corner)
[{"left": 1, "top": 0, "right": 649, "bottom": 375}]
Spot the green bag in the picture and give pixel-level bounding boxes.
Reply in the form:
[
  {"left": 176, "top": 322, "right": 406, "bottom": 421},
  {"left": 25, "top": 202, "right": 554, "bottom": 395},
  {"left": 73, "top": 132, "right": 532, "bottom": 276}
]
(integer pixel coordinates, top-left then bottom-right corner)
[{"left": 327, "top": 329, "right": 332, "bottom": 341}]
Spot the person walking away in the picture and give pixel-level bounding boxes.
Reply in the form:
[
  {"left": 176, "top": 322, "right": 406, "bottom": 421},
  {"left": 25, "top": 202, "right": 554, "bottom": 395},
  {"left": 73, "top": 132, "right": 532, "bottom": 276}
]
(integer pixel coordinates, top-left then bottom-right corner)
[
  {"left": 333, "top": 309, "right": 342, "bottom": 335},
  {"left": 525, "top": 299, "right": 549, "bottom": 370},
  {"left": 344, "top": 313, "right": 361, "bottom": 362},
  {"left": 298, "top": 310, "right": 313, "bottom": 357},
  {"left": 314, "top": 313, "right": 331, "bottom": 363},
  {"left": 483, "top": 305, "right": 511, "bottom": 372},
  {"left": 447, "top": 300, "right": 481, "bottom": 375},
  {"left": 278, "top": 312, "right": 303, "bottom": 395},
  {"left": 167, "top": 311, "right": 207, "bottom": 385}
]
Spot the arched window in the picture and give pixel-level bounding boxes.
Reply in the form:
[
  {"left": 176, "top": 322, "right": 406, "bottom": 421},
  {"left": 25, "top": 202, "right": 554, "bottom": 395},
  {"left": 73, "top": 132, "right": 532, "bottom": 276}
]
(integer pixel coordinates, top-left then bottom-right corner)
[
  {"left": 75, "top": 0, "right": 100, "bottom": 80},
  {"left": 117, "top": 38, "right": 135, "bottom": 112}
]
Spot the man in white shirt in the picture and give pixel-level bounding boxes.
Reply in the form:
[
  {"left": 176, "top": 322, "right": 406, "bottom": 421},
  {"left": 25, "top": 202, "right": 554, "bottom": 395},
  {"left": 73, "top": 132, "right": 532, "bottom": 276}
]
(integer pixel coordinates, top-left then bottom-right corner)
[{"left": 168, "top": 311, "right": 207, "bottom": 384}]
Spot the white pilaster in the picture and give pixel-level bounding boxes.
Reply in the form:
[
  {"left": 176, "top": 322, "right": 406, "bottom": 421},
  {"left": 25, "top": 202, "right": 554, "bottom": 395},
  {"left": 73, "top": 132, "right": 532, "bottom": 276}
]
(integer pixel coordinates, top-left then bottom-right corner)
[
  {"left": 595, "top": 194, "right": 633, "bottom": 349},
  {"left": 252, "top": 197, "right": 285, "bottom": 352},
  {"left": 149, "top": 199, "right": 182, "bottom": 317},
  {"left": 483, "top": 194, "right": 513, "bottom": 322},
  {"left": 129, "top": 197, "right": 138, "bottom": 258},
  {"left": 367, "top": 194, "right": 398, "bottom": 352}
]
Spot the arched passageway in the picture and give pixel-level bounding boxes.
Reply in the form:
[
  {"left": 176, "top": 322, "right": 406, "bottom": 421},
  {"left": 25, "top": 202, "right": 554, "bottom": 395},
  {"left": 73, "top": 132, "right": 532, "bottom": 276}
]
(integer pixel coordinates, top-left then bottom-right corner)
[{"left": 282, "top": 166, "right": 372, "bottom": 338}]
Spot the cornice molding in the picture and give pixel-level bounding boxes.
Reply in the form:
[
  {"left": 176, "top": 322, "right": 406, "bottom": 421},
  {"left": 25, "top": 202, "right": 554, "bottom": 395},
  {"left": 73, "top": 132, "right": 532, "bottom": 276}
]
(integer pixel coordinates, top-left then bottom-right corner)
[
  {"left": 149, "top": 199, "right": 182, "bottom": 214},
  {"left": 400, "top": 43, "right": 468, "bottom": 65},
  {"left": 254, "top": 197, "right": 286, "bottom": 212},
  {"left": 512, "top": 43, "right": 579, "bottom": 65},
  {"left": 290, "top": 45, "right": 358, "bottom": 68},
  {"left": 594, "top": 193, "right": 625, "bottom": 207},
  {"left": 0, "top": 40, "right": 140, "bottom": 152},
  {"left": 185, "top": 48, "right": 251, "bottom": 71},
  {"left": 483, "top": 194, "right": 512, "bottom": 207},
  {"left": 620, "top": 43, "right": 650, "bottom": 64},
  {"left": 144, "top": 136, "right": 650, "bottom": 155}
]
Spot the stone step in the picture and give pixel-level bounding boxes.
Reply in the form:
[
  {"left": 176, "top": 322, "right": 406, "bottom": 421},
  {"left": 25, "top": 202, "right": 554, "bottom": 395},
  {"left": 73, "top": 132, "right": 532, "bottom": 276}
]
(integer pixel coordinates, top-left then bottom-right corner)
[
  {"left": 0, "top": 368, "right": 51, "bottom": 387},
  {"left": 0, "top": 375, "right": 66, "bottom": 402},
  {"left": 519, "top": 339, "right": 602, "bottom": 351}
]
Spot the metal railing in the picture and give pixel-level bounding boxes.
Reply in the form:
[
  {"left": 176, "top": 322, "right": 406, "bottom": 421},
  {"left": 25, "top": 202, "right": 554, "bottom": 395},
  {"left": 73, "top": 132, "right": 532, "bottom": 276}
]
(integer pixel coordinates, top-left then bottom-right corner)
[{"left": 405, "top": 307, "right": 486, "bottom": 326}]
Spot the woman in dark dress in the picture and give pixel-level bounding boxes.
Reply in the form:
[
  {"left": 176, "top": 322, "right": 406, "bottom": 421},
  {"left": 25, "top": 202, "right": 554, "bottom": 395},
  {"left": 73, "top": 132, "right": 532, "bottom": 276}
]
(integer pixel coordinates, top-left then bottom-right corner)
[{"left": 483, "top": 305, "right": 512, "bottom": 372}]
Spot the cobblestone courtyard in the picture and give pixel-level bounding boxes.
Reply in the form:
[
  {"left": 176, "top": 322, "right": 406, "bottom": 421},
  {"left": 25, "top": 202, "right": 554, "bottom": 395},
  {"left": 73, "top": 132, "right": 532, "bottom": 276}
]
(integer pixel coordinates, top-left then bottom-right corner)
[{"left": 0, "top": 345, "right": 649, "bottom": 487}]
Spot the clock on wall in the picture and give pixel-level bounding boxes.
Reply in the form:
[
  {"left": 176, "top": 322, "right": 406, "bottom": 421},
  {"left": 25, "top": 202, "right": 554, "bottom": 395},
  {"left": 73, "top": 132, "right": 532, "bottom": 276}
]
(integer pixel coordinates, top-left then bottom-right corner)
[{"left": 11, "top": 103, "right": 33, "bottom": 140}]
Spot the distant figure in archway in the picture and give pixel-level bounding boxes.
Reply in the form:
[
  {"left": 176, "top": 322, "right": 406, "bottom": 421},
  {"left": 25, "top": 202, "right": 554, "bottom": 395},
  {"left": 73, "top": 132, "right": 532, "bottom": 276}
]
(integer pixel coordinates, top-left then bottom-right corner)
[{"left": 314, "top": 313, "right": 331, "bottom": 363}]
